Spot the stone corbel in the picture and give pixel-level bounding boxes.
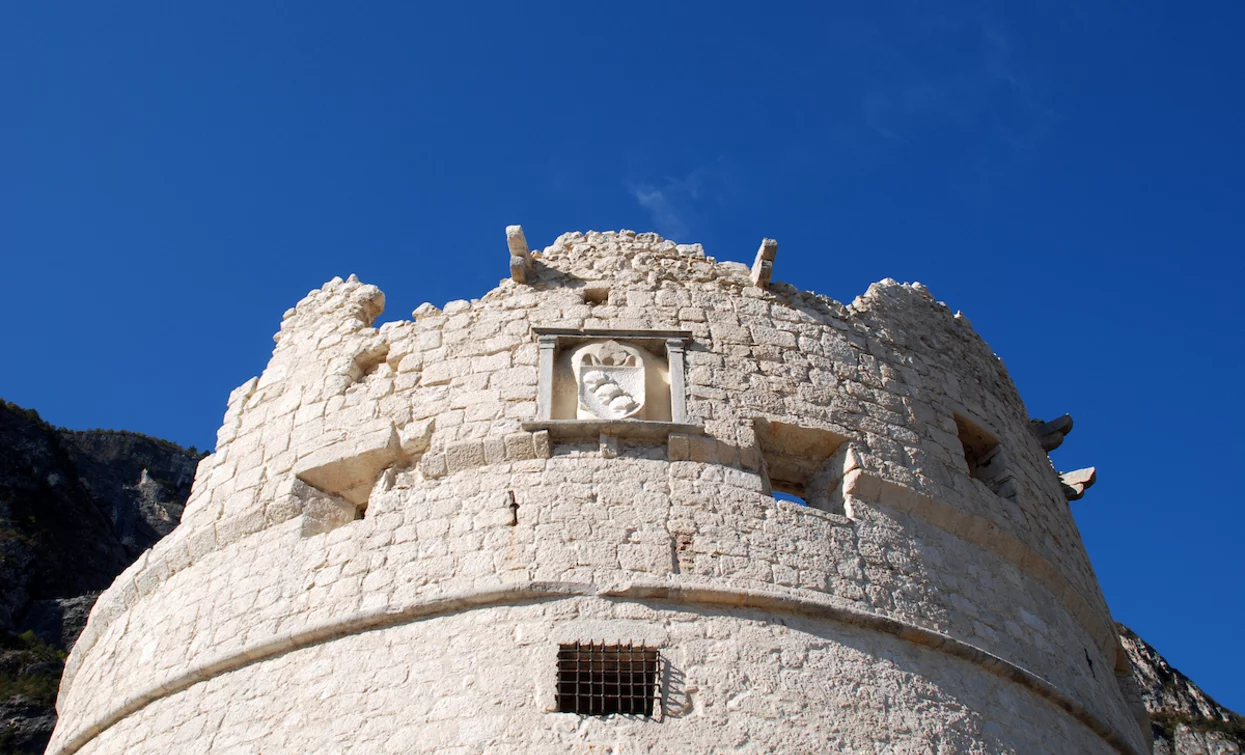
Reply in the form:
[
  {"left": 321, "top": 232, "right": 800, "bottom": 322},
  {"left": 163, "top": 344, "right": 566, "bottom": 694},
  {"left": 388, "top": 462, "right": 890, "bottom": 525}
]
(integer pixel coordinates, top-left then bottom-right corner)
[
  {"left": 1031, "top": 414, "right": 1074, "bottom": 452},
  {"left": 507, "top": 225, "right": 532, "bottom": 283},
  {"left": 1031, "top": 414, "right": 1096, "bottom": 501},
  {"left": 1060, "top": 467, "right": 1097, "bottom": 501},
  {"left": 751, "top": 238, "right": 777, "bottom": 288}
]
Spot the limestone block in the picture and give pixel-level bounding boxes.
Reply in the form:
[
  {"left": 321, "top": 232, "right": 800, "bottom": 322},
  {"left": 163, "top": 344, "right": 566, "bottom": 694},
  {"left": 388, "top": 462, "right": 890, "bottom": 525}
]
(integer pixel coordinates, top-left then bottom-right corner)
[
  {"left": 751, "top": 238, "right": 778, "bottom": 288},
  {"left": 420, "top": 452, "right": 447, "bottom": 479},
  {"left": 668, "top": 433, "right": 691, "bottom": 461},
  {"left": 1060, "top": 467, "right": 1097, "bottom": 501},
  {"left": 483, "top": 436, "right": 507, "bottom": 465},
  {"left": 267, "top": 477, "right": 360, "bottom": 537},
  {"left": 295, "top": 424, "right": 402, "bottom": 506},
  {"left": 444, "top": 439, "right": 486, "bottom": 473},
  {"left": 507, "top": 225, "right": 532, "bottom": 283},
  {"left": 412, "top": 301, "right": 442, "bottom": 320},
  {"left": 532, "top": 429, "right": 551, "bottom": 458},
  {"left": 399, "top": 418, "right": 435, "bottom": 457},
  {"left": 504, "top": 433, "right": 536, "bottom": 461}
]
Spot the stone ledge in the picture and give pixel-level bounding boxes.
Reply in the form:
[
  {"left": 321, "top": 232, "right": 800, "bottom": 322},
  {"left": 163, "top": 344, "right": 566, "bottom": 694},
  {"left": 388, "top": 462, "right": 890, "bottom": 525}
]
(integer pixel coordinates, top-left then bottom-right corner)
[
  {"left": 531, "top": 327, "right": 693, "bottom": 342},
  {"left": 523, "top": 419, "right": 704, "bottom": 443}
]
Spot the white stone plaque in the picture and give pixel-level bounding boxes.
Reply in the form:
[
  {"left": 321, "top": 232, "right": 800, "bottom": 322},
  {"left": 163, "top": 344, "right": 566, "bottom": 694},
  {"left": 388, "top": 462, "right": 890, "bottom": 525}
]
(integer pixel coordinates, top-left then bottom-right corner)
[{"left": 570, "top": 340, "right": 646, "bottom": 420}]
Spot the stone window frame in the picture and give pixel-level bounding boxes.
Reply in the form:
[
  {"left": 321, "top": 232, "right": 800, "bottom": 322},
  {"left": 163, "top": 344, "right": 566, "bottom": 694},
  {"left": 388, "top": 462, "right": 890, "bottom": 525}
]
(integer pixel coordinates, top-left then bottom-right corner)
[
  {"left": 753, "top": 418, "right": 852, "bottom": 516},
  {"left": 523, "top": 327, "right": 702, "bottom": 442}
]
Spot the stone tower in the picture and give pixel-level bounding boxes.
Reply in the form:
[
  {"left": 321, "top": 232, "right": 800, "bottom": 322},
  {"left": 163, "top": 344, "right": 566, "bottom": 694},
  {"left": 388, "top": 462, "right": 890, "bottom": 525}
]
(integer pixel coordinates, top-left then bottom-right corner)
[{"left": 49, "top": 230, "right": 1151, "bottom": 754}]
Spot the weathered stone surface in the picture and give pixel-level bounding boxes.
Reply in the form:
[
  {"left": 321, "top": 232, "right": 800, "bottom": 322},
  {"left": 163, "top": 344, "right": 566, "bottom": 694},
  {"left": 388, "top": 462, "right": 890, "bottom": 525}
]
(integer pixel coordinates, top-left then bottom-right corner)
[
  {"left": 507, "top": 225, "right": 532, "bottom": 283},
  {"left": 1121, "top": 624, "right": 1245, "bottom": 754},
  {"left": 750, "top": 237, "right": 778, "bottom": 288},
  {"left": 294, "top": 424, "right": 402, "bottom": 505},
  {"left": 46, "top": 231, "right": 1183, "bottom": 755}
]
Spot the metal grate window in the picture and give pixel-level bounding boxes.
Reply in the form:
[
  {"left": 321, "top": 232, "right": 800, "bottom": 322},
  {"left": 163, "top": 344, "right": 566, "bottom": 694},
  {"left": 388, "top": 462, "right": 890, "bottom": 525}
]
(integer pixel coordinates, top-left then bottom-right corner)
[{"left": 556, "top": 641, "right": 659, "bottom": 717}]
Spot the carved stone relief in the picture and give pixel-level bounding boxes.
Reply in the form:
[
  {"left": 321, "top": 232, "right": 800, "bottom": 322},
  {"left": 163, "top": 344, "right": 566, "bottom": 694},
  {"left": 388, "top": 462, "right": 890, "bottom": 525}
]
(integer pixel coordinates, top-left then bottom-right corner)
[
  {"left": 543, "top": 334, "right": 675, "bottom": 423},
  {"left": 571, "top": 341, "right": 646, "bottom": 420}
]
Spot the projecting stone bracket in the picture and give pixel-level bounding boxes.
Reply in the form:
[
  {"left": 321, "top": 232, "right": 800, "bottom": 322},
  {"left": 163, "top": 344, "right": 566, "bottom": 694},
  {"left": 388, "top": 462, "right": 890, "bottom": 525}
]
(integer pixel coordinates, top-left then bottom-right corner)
[
  {"left": 1059, "top": 467, "right": 1097, "bottom": 501},
  {"left": 289, "top": 419, "right": 435, "bottom": 534},
  {"left": 295, "top": 424, "right": 403, "bottom": 507},
  {"left": 750, "top": 238, "right": 778, "bottom": 289},
  {"left": 507, "top": 225, "right": 532, "bottom": 283},
  {"left": 1031, "top": 414, "right": 1074, "bottom": 452},
  {"left": 1030, "top": 414, "right": 1097, "bottom": 501}
]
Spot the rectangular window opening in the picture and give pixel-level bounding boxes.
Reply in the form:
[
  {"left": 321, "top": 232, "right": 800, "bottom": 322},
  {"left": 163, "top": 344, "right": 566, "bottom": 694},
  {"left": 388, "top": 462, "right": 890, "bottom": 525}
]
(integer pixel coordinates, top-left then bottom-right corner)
[
  {"left": 556, "top": 641, "right": 659, "bottom": 717},
  {"left": 754, "top": 419, "right": 848, "bottom": 515},
  {"left": 581, "top": 288, "right": 610, "bottom": 306},
  {"left": 953, "top": 413, "right": 1015, "bottom": 498}
]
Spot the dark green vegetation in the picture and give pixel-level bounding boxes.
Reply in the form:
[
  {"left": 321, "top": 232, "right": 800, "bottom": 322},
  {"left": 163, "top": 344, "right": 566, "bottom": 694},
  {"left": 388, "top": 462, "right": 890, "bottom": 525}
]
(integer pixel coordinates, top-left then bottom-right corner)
[
  {"left": 1151, "top": 710, "right": 1245, "bottom": 741},
  {"left": 0, "top": 631, "right": 65, "bottom": 704}
]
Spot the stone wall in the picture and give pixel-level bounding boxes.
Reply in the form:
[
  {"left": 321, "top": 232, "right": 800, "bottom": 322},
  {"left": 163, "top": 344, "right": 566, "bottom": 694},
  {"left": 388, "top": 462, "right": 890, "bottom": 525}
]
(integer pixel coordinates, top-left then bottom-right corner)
[
  {"left": 50, "top": 230, "right": 1151, "bottom": 754},
  {"left": 72, "top": 599, "right": 1124, "bottom": 755}
]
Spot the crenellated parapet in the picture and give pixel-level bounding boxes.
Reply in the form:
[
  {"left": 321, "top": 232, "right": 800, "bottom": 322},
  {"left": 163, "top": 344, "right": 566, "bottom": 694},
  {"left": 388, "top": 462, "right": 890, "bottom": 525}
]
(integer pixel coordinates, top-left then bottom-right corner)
[{"left": 50, "top": 229, "right": 1150, "bottom": 755}]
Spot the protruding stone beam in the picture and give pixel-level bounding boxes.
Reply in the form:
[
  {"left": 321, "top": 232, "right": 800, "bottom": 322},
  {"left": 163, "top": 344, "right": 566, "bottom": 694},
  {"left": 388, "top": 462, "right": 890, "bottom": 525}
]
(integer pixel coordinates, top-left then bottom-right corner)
[
  {"left": 750, "top": 238, "right": 778, "bottom": 288},
  {"left": 1031, "top": 414, "right": 1074, "bottom": 452},
  {"left": 294, "top": 423, "right": 403, "bottom": 506},
  {"left": 507, "top": 225, "right": 532, "bottom": 283},
  {"left": 1060, "top": 467, "right": 1097, "bottom": 501}
]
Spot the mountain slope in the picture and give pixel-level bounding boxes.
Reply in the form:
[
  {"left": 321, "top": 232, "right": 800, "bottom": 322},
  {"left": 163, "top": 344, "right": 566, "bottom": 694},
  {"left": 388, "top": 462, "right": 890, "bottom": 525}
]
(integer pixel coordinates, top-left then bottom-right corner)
[
  {"left": 0, "top": 401, "right": 202, "bottom": 754},
  {"left": 1120, "top": 624, "right": 1245, "bottom": 754}
]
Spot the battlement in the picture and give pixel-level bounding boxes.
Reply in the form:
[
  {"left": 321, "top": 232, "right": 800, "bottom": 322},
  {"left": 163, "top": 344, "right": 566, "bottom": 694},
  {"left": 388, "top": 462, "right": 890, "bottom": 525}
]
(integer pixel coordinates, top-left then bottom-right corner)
[{"left": 50, "top": 229, "right": 1144, "bottom": 755}]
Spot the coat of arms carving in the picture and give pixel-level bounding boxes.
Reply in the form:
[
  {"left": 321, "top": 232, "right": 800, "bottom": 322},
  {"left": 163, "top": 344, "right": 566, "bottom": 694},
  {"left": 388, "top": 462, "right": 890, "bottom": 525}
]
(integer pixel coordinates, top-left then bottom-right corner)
[{"left": 570, "top": 340, "right": 647, "bottom": 420}]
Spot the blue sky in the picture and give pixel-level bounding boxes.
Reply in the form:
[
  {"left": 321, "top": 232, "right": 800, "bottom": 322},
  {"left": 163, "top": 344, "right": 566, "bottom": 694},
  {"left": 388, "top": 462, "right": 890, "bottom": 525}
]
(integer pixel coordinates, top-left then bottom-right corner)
[{"left": 2, "top": 1, "right": 1242, "bottom": 712}]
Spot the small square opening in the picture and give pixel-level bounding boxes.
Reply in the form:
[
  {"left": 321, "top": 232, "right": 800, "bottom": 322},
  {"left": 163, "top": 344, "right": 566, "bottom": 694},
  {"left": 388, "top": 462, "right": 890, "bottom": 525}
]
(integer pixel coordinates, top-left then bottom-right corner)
[
  {"left": 581, "top": 288, "right": 610, "bottom": 306},
  {"left": 953, "top": 413, "right": 1014, "bottom": 498},
  {"left": 754, "top": 419, "right": 848, "bottom": 514},
  {"left": 955, "top": 415, "right": 997, "bottom": 478},
  {"left": 556, "top": 642, "right": 659, "bottom": 717}
]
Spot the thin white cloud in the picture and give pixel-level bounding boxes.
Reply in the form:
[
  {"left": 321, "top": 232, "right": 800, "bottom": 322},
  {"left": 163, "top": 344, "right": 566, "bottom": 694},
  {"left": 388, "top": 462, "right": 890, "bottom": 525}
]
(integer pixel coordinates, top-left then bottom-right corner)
[
  {"left": 630, "top": 184, "right": 691, "bottom": 240},
  {"left": 628, "top": 160, "right": 737, "bottom": 240}
]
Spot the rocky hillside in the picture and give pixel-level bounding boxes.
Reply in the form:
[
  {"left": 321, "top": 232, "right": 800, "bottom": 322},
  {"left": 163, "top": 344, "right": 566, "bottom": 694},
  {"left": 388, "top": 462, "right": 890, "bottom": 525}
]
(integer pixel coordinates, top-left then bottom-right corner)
[
  {"left": 1121, "top": 624, "right": 1245, "bottom": 754},
  {"left": 0, "top": 400, "right": 202, "bottom": 754},
  {"left": 0, "top": 398, "right": 1241, "bottom": 754}
]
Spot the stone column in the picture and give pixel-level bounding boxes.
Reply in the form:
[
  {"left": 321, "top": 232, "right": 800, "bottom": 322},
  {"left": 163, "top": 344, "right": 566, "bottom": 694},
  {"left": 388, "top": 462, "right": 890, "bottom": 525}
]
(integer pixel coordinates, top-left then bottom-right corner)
[
  {"left": 537, "top": 334, "right": 558, "bottom": 420},
  {"left": 666, "top": 337, "right": 687, "bottom": 424}
]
